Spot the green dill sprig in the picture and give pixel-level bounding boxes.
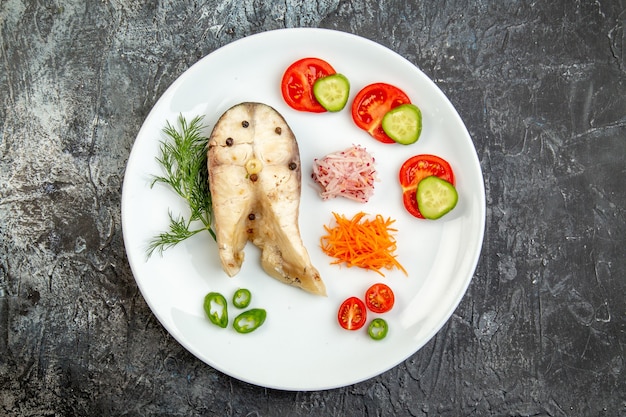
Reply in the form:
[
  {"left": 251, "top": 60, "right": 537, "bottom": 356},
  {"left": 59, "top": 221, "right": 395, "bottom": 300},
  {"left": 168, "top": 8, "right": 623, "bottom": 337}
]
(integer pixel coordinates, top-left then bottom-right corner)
[{"left": 147, "top": 114, "right": 216, "bottom": 258}]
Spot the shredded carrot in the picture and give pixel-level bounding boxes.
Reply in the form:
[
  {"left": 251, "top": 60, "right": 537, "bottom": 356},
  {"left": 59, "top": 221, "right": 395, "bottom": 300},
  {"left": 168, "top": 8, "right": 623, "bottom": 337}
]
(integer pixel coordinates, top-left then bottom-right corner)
[{"left": 320, "top": 212, "right": 407, "bottom": 277}]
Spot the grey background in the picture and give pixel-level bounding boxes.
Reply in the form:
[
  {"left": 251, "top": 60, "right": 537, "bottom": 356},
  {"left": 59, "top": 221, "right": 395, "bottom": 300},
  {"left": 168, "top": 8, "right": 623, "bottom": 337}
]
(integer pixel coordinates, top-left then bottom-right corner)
[{"left": 1, "top": 1, "right": 624, "bottom": 416}]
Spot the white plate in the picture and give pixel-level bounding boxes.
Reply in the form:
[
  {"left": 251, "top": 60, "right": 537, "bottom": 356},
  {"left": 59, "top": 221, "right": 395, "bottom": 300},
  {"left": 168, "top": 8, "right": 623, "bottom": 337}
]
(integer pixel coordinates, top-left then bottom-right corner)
[{"left": 121, "top": 28, "right": 485, "bottom": 391}]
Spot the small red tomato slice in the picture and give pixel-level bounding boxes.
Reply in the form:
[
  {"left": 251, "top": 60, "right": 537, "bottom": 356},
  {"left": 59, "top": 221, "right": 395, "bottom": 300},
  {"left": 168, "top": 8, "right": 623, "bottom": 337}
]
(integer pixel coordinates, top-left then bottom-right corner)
[
  {"left": 399, "top": 154, "right": 455, "bottom": 218},
  {"left": 365, "top": 283, "right": 395, "bottom": 313},
  {"left": 351, "top": 83, "right": 411, "bottom": 143},
  {"left": 281, "top": 57, "right": 336, "bottom": 113},
  {"left": 337, "top": 296, "right": 367, "bottom": 330}
]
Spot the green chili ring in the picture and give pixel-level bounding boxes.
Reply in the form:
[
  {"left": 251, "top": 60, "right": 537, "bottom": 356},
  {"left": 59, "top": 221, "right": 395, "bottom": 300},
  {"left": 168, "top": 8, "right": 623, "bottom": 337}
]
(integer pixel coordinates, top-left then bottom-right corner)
[
  {"left": 203, "top": 292, "right": 229, "bottom": 328},
  {"left": 233, "top": 308, "right": 267, "bottom": 334},
  {"left": 232, "top": 288, "right": 252, "bottom": 309},
  {"left": 368, "top": 318, "right": 388, "bottom": 340}
]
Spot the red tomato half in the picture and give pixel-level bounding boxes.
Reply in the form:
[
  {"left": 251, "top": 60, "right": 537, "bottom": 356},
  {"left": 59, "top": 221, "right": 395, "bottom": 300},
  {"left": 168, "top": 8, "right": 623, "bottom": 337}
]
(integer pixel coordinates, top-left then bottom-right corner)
[
  {"left": 337, "top": 297, "right": 367, "bottom": 330},
  {"left": 351, "top": 83, "right": 411, "bottom": 143},
  {"left": 365, "top": 283, "right": 395, "bottom": 313},
  {"left": 281, "top": 57, "right": 336, "bottom": 113},
  {"left": 399, "top": 154, "right": 455, "bottom": 218}
]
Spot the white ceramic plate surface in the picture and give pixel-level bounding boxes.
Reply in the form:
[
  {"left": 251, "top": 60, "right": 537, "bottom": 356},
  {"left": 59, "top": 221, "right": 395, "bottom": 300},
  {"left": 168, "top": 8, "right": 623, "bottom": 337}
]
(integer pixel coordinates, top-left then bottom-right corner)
[{"left": 121, "top": 28, "right": 485, "bottom": 391}]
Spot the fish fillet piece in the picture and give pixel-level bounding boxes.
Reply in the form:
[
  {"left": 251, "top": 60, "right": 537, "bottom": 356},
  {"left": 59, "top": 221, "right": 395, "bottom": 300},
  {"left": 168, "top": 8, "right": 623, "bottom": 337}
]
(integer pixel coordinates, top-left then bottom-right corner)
[{"left": 207, "top": 102, "right": 326, "bottom": 296}]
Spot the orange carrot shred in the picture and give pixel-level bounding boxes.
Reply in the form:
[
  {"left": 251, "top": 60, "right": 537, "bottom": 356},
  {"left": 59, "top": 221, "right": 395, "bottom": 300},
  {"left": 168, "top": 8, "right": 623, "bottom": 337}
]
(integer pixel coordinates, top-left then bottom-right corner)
[{"left": 320, "top": 212, "right": 407, "bottom": 276}]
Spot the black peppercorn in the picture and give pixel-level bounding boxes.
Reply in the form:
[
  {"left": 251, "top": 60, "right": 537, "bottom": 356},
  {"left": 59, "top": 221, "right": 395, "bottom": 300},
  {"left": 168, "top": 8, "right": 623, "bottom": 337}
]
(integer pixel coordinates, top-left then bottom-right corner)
[
  {"left": 275, "top": 127, "right": 282, "bottom": 134},
  {"left": 225, "top": 137, "right": 234, "bottom": 146},
  {"left": 242, "top": 120, "right": 249, "bottom": 128},
  {"left": 288, "top": 162, "right": 297, "bottom": 170},
  {"left": 249, "top": 173, "right": 258, "bottom": 182},
  {"left": 248, "top": 213, "right": 256, "bottom": 221}
]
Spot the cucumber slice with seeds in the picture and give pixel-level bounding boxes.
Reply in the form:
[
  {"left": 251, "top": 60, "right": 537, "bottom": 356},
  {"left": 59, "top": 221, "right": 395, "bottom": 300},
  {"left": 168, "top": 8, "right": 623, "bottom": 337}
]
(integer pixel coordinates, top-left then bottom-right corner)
[
  {"left": 416, "top": 176, "right": 458, "bottom": 219},
  {"left": 313, "top": 73, "right": 350, "bottom": 112},
  {"left": 381, "top": 103, "right": 422, "bottom": 144}
]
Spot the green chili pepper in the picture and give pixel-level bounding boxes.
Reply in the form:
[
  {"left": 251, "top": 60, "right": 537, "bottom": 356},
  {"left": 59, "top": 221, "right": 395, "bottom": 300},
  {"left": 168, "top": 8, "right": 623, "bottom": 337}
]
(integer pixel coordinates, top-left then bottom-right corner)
[
  {"left": 233, "top": 308, "right": 266, "bottom": 334},
  {"left": 203, "top": 292, "right": 228, "bottom": 328},
  {"left": 368, "top": 318, "right": 388, "bottom": 340},
  {"left": 232, "top": 288, "right": 252, "bottom": 309}
]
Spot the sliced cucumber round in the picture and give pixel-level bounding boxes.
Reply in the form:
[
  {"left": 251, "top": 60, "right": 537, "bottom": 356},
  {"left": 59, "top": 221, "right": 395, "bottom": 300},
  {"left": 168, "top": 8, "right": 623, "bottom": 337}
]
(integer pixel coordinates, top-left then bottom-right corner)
[
  {"left": 313, "top": 73, "right": 350, "bottom": 112},
  {"left": 381, "top": 103, "right": 422, "bottom": 145},
  {"left": 416, "top": 176, "right": 458, "bottom": 219}
]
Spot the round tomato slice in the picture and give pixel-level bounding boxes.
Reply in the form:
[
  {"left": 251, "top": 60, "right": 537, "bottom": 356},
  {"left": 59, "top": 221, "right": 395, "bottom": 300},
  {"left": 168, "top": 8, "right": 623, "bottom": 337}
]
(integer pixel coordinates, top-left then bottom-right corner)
[
  {"left": 399, "top": 154, "right": 455, "bottom": 218},
  {"left": 351, "top": 83, "right": 411, "bottom": 143},
  {"left": 365, "top": 283, "right": 395, "bottom": 313},
  {"left": 281, "top": 57, "right": 336, "bottom": 113},
  {"left": 337, "top": 296, "right": 367, "bottom": 330}
]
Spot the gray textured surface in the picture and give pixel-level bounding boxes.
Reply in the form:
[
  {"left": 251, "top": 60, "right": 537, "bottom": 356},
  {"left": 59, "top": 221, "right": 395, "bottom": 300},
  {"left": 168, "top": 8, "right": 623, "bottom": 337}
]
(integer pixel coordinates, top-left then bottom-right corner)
[{"left": 1, "top": 0, "right": 625, "bottom": 416}]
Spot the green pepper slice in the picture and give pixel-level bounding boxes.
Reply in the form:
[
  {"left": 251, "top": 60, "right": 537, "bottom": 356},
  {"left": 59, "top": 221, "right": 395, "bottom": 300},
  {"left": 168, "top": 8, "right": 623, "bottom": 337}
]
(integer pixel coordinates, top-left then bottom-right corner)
[
  {"left": 203, "top": 292, "right": 228, "bottom": 328},
  {"left": 232, "top": 288, "right": 252, "bottom": 309},
  {"left": 233, "top": 308, "right": 267, "bottom": 334},
  {"left": 368, "top": 318, "right": 388, "bottom": 340}
]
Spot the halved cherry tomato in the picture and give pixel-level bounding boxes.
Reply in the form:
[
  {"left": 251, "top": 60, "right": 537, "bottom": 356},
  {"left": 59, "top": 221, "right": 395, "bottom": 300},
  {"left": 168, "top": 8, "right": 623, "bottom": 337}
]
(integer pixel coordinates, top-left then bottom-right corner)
[
  {"left": 351, "top": 83, "right": 411, "bottom": 143},
  {"left": 281, "top": 57, "right": 336, "bottom": 113},
  {"left": 365, "top": 283, "right": 395, "bottom": 313},
  {"left": 399, "top": 154, "right": 455, "bottom": 218},
  {"left": 337, "top": 296, "right": 367, "bottom": 330}
]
